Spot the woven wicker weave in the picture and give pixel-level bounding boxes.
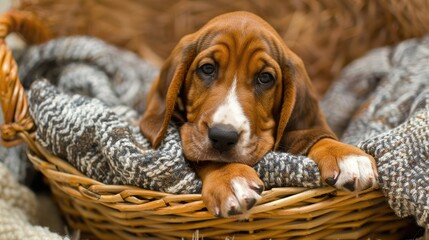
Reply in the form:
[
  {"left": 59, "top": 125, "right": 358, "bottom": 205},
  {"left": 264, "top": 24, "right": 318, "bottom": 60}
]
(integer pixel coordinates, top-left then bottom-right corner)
[{"left": 0, "top": 10, "right": 413, "bottom": 240}]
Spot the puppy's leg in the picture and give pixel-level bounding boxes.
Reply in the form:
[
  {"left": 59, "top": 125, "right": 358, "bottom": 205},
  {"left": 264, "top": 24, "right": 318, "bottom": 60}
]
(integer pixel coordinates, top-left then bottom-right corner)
[
  {"left": 195, "top": 162, "right": 264, "bottom": 218},
  {"left": 309, "top": 138, "right": 378, "bottom": 191}
]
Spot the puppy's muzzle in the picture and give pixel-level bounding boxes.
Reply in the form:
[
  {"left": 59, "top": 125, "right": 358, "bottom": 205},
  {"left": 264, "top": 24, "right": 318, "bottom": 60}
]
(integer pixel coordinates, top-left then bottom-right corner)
[{"left": 208, "top": 124, "right": 239, "bottom": 152}]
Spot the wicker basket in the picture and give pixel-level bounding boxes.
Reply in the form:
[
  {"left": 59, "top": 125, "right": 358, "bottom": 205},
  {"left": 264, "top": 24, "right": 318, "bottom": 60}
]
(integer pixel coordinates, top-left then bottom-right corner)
[{"left": 0, "top": 10, "right": 413, "bottom": 240}]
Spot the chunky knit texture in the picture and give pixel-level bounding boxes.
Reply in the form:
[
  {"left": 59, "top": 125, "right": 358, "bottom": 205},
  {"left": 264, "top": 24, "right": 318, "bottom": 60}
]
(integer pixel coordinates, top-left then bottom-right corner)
[
  {"left": 322, "top": 36, "right": 429, "bottom": 228},
  {"left": 18, "top": 36, "right": 429, "bottom": 228},
  {"left": 0, "top": 163, "right": 68, "bottom": 240}
]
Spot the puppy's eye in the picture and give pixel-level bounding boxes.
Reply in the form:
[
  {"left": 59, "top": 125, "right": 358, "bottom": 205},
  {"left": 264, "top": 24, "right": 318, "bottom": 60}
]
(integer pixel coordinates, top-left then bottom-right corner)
[
  {"left": 197, "top": 63, "right": 217, "bottom": 83},
  {"left": 256, "top": 72, "right": 275, "bottom": 87},
  {"left": 199, "top": 63, "right": 215, "bottom": 75}
]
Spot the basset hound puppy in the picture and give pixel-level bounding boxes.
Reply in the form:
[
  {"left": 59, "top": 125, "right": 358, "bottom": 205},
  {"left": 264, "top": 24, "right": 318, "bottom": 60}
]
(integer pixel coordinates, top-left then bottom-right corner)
[{"left": 140, "top": 11, "right": 378, "bottom": 218}]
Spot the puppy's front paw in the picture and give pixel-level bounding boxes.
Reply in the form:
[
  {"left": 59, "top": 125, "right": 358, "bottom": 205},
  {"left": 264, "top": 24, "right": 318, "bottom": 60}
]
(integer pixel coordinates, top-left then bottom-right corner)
[
  {"left": 202, "top": 164, "right": 264, "bottom": 218},
  {"left": 334, "top": 155, "right": 378, "bottom": 191},
  {"left": 309, "top": 138, "right": 379, "bottom": 192}
]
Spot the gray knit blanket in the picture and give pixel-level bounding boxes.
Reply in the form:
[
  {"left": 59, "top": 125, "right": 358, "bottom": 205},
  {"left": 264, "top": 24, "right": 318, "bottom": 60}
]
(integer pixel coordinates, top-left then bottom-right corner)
[{"left": 16, "top": 36, "right": 428, "bottom": 228}]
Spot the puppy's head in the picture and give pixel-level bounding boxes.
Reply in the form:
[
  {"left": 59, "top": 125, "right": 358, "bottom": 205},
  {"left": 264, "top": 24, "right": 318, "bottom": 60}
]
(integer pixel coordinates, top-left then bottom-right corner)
[{"left": 140, "top": 11, "right": 319, "bottom": 165}]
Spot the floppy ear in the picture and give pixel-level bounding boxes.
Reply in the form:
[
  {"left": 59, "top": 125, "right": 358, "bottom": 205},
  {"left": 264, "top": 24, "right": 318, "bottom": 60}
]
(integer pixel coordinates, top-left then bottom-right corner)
[
  {"left": 140, "top": 34, "right": 196, "bottom": 148},
  {"left": 274, "top": 56, "right": 336, "bottom": 155}
]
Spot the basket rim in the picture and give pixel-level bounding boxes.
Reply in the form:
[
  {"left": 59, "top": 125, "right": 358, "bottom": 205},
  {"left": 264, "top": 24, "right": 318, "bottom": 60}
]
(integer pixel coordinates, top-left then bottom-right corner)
[{"left": 26, "top": 143, "right": 387, "bottom": 214}]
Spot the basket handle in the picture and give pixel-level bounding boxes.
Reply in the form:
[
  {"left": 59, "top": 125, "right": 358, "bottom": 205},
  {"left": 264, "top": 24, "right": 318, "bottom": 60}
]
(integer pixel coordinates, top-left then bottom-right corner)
[{"left": 0, "top": 10, "right": 51, "bottom": 147}]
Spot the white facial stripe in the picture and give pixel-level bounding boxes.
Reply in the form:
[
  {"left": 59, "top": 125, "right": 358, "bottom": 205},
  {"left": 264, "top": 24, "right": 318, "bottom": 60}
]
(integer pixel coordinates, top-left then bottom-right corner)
[{"left": 212, "top": 77, "right": 251, "bottom": 146}]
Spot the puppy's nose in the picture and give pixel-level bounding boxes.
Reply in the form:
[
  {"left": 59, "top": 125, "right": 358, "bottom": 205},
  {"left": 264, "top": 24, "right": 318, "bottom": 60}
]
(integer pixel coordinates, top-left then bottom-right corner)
[{"left": 208, "top": 124, "right": 239, "bottom": 152}]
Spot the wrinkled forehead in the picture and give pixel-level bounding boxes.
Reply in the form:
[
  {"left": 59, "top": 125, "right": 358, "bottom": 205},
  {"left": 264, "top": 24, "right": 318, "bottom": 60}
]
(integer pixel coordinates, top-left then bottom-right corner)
[{"left": 193, "top": 13, "right": 285, "bottom": 60}]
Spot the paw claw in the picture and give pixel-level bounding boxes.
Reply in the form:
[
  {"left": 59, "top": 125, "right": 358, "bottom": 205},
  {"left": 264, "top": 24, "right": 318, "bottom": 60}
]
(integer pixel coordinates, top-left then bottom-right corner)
[
  {"left": 325, "top": 176, "right": 337, "bottom": 186},
  {"left": 250, "top": 182, "right": 264, "bottom": 194},
  {"left": 333, "top": 155, "right": 377, "bottom": 191},
  {"left": 228, "top": 206, "right": 243, "bottom": 216},
  {"left": 343, "top": 180, "right": 356, "bottom": 191},
  {"left": 214, "top": 206, "right": 221, "bottom": 218},
  {"left": 245, "top": 198, "right": 257, "bottom": 210}
]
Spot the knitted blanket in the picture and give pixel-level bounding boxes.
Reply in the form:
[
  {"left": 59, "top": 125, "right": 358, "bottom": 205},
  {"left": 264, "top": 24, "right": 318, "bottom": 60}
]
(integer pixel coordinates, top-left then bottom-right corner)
[
  {"left": 0, "top": 162, "right": 68, "bottom": 240},
  {"left": 321, "top": 36, "right": 429, "bottom": 228},
  {"left": 17, "top": 36, "right": 428, "bottom": 228}
]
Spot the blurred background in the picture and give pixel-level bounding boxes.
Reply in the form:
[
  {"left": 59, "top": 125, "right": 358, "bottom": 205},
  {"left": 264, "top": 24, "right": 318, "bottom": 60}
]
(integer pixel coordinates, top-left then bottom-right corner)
[{"left": 9, "top": 0, "right": 429, "bottom": 96}]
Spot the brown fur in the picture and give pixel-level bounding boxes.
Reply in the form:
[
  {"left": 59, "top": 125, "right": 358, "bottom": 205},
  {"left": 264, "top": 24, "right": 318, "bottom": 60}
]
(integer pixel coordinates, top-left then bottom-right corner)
[
  {"left": 198, "top": 162, "right": 263, "bottom": 217},
  {"left": 309, "top": 138, "right": 377, "bottom": 183},
  {"left": 139, "top": 11, "right": 377, "bottom": 217}
]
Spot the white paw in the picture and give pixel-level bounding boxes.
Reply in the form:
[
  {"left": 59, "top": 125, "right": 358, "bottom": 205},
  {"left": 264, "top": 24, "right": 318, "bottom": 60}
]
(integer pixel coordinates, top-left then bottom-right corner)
[
  {"left": 220, "top": 177, "right": 261, "bottom": 218},
  {"left": 335, "top": 155, "right": 378, "bottom": 191}
]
